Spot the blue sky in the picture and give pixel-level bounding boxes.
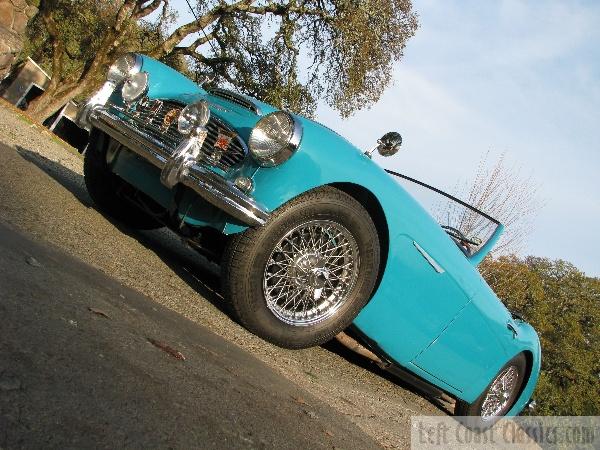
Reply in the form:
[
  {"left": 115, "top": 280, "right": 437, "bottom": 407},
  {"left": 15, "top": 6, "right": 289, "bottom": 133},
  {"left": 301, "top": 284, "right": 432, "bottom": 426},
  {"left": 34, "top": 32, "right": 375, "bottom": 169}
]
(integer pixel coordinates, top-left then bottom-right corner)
[
  {"left": 169, "top": 0, "right": 600, "bottom": 276},
  {"left": 324, "top": 0, "right": 600, "bottom": 276}
]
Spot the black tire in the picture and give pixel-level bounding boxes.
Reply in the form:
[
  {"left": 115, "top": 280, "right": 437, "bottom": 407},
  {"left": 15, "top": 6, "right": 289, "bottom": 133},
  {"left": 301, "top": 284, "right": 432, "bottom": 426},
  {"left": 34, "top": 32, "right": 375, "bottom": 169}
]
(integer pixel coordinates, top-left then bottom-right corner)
[
  {"left": 222, "top": 186, "right": 380, "bottom": 349},
  {"left": 84, "top": 130, "right": 164, "bottom": 230},
  {"left": 455, "top": 353, "right": 527, "bottom": 430}
]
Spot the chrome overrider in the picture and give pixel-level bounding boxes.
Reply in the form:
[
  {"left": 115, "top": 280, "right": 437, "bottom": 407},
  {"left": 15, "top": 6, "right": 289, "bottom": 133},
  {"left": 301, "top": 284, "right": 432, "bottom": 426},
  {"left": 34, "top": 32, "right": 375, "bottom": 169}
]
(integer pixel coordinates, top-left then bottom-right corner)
[{"left": 86, "top": 106, "right": 270, "bottom": 227}]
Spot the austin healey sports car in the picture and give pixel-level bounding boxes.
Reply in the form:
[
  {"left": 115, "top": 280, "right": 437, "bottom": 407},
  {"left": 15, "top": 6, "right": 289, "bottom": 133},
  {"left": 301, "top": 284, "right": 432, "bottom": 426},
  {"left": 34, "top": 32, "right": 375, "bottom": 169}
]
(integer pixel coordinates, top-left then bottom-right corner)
[{"left": 78, "top": 53, "right": 540, "bottom": 428}]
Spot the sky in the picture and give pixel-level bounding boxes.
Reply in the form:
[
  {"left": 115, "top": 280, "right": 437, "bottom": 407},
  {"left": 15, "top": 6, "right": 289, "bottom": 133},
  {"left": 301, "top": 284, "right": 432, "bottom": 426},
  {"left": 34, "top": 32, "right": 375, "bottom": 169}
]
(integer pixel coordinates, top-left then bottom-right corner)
[{"left": 169, "top": 0, "right": 600, "bottom": 276}]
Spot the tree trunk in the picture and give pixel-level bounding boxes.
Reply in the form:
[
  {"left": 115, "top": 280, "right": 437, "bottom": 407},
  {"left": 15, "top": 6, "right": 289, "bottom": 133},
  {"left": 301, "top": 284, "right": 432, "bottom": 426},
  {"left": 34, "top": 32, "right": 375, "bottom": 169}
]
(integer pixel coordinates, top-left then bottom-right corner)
[
  {"left": 27, "top": 80, "right": 92, "bottom": 123},
  {"left": 25, "top": 1, "right": 134, "bottom": 123}
]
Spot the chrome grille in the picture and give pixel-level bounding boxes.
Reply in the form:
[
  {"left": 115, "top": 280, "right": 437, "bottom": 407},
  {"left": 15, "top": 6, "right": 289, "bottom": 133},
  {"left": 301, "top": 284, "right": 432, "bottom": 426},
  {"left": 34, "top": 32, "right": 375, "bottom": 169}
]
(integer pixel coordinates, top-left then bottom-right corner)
[{"left": 112, "top": 99, "right": 247, "bottom": 172}]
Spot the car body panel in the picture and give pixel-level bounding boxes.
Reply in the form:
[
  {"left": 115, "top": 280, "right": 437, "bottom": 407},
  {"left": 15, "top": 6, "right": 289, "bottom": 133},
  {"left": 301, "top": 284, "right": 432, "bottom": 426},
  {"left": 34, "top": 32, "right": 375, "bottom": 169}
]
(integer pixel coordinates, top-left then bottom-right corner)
[
  {"left": 505, "top": 321, "right": 541, "bottom": 417},
  {"left": 412, "top": 301, "right": 509, "bottom": 396},
  {"left": 139, "top": 56, "right": 205, "bottom": 101},
  {"left": 353, "top": 233, "right": 472, "bottom": 366},
  {"left": 93, "top": 54, "right": 541, "bottom": 415}
]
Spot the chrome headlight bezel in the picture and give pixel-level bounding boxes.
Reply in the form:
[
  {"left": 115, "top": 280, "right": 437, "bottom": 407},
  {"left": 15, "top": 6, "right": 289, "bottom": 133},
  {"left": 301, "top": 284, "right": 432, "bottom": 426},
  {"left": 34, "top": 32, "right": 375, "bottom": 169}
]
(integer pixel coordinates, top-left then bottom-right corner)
[
  {"left": 107, "top": 53, "right": 142, "bottom": 84},
  {"left": 121, "top": 71, "right": 149, "bottom": 104},
  {"left": 177, "top": 100, "right": 211, "bottom": 135},
  {"left": 248, "top": 111, "right": 303, "bottom": 167}
]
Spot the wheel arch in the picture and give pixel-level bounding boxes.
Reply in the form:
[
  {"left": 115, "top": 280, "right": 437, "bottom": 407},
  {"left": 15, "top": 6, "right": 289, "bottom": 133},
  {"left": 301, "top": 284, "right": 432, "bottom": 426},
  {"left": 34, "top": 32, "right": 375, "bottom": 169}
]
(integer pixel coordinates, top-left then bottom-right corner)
[
  {"left": 329, "top": 182, "right": 390, "bottom": 297},
  {"left": 514, "top": 349, "right": 535, "bottom": 409},
  {"left": 462, "top": 349, "right": 535, "bottom": 417},
  {"left": 488, "top": 350, "right": 534, "bottom": 406}
]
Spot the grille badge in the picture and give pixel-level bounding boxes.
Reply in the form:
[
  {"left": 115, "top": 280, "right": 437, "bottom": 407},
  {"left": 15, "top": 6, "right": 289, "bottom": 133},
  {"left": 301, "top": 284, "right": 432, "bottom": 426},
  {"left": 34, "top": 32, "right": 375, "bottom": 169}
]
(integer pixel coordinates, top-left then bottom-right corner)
[
  {"left": 161, "top": 108, "right": 180, "bottom": 132},
  {"left": 214, "top": 129, "right": 236, "bottom": 151}
]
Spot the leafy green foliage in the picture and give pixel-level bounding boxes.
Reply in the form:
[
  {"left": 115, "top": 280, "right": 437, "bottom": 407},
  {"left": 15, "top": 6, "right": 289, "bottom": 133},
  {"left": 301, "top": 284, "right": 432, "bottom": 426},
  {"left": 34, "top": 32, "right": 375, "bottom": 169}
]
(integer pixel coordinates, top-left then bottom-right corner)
[
  {"left": 192, "top": 10, "right": 317, "bottom": 116},
  {"left": 22, "top": 0, "right": 174, "bottom": 99},
  {"left": 176, "top": 0, "right": 418, "bottom": 117},
  {"left": 21, "top": 0, "right": 418, "bottom": 121},
  {"left": 481, "top": 256, "right": 600, "bottom": 415}
]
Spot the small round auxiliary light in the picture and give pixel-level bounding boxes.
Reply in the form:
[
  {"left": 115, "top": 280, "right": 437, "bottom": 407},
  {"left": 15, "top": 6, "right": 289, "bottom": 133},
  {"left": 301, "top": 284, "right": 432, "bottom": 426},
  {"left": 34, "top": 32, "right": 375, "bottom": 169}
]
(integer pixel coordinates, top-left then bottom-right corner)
[
  {"left": 234, "top": 176, "right": 254, "bottom": 193},
  {"left": 178, "top": 100, "right": 210, "bottom": 135},
  {"left": 122, "top": 71, "right": 148, "bottom": 103}
]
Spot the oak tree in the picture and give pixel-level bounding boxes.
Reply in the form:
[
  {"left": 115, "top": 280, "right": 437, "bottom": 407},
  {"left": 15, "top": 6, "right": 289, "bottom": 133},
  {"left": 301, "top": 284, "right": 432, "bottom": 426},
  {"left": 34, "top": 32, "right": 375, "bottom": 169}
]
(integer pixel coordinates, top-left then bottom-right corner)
[{"left": 24, "top": 0, "right": 418, "bottom": 122}]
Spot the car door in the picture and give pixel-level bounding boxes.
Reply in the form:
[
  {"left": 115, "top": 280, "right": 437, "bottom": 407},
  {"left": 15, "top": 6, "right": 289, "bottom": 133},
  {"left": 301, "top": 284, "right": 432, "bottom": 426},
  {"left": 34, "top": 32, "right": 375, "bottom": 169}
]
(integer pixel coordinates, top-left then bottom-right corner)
[
  {"left": 410, "top": 296, "right": 509, "bottom": 393},
  {"left": 354, "top": 232, "right": 475, "bottom": 365}
]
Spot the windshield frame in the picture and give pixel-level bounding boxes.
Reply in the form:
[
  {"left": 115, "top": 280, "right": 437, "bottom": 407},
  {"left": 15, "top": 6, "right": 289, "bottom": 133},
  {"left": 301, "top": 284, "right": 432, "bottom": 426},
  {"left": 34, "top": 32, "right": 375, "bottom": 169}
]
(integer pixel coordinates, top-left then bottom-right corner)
[{"left": 385, "top": 169, "right": 504, "bottom": 265}]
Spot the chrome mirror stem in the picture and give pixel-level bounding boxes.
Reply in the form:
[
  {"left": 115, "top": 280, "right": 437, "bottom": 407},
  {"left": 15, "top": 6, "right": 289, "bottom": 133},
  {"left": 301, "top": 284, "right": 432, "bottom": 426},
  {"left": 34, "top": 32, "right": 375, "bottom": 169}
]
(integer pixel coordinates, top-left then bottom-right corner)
[{"left": 364, "top": 144, "right": 379, "bottom": 159}]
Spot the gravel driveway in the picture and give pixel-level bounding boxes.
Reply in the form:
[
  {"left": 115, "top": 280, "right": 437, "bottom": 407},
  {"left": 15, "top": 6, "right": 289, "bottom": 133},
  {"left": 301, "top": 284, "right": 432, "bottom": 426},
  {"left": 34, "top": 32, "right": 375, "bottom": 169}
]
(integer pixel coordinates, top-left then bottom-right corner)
[{"left": 0, "top": 102, "right": 446, "bottom": 448}]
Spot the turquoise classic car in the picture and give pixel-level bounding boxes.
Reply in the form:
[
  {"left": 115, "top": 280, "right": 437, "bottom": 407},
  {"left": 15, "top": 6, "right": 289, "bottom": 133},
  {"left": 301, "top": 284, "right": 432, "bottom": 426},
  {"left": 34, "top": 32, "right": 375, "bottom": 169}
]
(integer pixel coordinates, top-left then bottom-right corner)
[{"left": 78, "top": 53, "right": 540, "bottom": 428}]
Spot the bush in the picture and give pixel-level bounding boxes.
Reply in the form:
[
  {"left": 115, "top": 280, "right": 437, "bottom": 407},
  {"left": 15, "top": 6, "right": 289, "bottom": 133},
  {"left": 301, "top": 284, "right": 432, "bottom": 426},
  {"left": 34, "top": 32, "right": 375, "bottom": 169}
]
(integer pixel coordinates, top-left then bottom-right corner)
[{"left": 480, "top": 256, "right": 600, "bottom": 415}]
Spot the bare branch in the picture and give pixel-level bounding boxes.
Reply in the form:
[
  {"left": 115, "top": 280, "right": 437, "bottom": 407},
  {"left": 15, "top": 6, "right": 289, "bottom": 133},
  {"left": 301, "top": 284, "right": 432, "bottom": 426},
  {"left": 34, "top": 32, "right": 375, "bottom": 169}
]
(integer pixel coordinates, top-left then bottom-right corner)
[
  {"left": 436, "top": 152, "right": 543, "bottom": 256},
  {"left": 133, "top": 0, "right": 165, "bottom": 20}
]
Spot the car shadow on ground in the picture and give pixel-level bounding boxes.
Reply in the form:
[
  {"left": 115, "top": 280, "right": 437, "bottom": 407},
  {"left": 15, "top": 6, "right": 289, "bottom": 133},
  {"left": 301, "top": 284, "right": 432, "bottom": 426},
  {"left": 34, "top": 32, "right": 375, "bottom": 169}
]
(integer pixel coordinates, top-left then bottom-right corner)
[
  {"left": 15, "top": 146, "right": 227, "bottom": 316},
  {"left": 322, "top": 338, "right": 455, "bottom": 415},
  {"left": 16, "top": 146, "right": 93, "bottom": 206},
  {"left": 16, "top": 145, "right": 454, "bottom": 417}
]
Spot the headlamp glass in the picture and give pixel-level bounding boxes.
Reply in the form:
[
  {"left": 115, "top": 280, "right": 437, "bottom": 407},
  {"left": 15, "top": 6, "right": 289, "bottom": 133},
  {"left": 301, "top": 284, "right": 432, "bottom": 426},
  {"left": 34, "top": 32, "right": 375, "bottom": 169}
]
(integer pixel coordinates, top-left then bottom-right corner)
[
  {"left": 249, "top": 111, "right": 301, "bottom": 166},
  {"left": 177, "top": 100, "right": 210, "bottom": 135}
]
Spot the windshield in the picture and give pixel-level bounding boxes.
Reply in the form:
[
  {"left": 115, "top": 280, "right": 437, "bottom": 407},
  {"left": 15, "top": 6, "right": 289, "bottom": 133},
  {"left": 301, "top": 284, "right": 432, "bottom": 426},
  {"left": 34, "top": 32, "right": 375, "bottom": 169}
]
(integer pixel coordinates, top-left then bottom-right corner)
[{"left": 386, "top": 170, "right": 502, "bottom": 262}]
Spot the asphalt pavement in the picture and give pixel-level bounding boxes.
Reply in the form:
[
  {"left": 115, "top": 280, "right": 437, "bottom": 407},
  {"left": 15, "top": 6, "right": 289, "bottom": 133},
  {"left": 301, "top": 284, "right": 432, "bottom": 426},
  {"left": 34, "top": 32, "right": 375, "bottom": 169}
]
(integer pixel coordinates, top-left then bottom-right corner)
[
  {"left": 0, "top": 220, "right": 379, "bottom": 449},
  {"left": 0, "top": 103, "right": 445, "bottom": 449}
]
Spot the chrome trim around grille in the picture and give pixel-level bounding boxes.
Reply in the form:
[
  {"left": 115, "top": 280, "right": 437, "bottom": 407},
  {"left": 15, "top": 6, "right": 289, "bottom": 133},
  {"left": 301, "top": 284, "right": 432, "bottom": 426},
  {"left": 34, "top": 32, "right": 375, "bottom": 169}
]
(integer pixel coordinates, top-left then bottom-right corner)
[{"left": 89, "top": 107, "right": 270, "bottom": 227}]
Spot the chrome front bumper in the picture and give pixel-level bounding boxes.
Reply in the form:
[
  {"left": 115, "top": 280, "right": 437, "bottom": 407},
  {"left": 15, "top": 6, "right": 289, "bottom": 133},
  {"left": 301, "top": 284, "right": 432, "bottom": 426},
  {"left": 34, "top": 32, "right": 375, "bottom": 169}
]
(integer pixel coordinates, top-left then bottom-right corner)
[{"left": 89, "top": 107, "right": 270, "bottom": 226}]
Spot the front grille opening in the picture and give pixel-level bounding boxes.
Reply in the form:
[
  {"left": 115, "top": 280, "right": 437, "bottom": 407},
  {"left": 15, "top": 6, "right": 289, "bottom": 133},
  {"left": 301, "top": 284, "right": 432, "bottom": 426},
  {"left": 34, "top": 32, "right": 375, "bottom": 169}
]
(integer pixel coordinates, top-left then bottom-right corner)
[{"left": 111, "top": 98, "right": 247, "bottom": 172}]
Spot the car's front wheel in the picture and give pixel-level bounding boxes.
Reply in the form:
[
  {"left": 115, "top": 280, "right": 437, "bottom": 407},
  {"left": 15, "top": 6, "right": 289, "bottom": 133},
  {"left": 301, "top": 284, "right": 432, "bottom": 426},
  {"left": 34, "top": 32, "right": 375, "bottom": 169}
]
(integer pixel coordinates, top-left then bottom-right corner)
[
  {"left": 455, "top": 353, "right": 527, "bottom": 429},
  {"left": 222, "top": 186, "right": 380, "bottom": 349}
]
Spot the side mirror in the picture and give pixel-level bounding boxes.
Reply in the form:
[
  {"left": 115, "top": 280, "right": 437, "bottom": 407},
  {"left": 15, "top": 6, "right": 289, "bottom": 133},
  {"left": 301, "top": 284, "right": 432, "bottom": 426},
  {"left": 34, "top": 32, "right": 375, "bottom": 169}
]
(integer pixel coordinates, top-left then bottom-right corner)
[{"left": 365, "top": 131, "right": 402, "bottom": 158}]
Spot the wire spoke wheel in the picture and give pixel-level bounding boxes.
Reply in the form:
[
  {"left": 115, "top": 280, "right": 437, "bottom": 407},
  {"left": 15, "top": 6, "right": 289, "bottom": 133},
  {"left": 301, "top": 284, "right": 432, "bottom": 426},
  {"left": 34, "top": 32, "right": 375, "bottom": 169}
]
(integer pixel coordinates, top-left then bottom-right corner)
[
  {"left": 263, "top": 219, "right": 360, "bottom": 326},
  {"left": 223, "top": 186, "right": 379, "bottom": 349},
  {"left": 480, "top": 365, "right": 519, "bottom": 420}
]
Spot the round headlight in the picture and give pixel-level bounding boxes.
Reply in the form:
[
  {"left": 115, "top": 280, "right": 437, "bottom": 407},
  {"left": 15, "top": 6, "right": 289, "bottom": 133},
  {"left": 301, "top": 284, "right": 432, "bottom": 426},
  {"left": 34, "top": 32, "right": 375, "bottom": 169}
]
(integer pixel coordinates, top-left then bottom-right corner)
[
  {"left": 107, "top": 53, "right": 141, "bottom": 84},
  {"left": 122, "top": 72, "right": 148, "bottom": 103},
  {"left": 249, "top": 111, "right": 302, "bottom": 167},
  {"left": 178, "top": 100, "right": 210, "bottom": 135}
]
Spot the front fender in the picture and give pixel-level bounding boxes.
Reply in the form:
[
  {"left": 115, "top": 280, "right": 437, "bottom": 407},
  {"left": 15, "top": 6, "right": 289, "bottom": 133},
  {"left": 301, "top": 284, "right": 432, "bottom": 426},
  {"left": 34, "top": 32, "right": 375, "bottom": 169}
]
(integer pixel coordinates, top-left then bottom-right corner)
[
  {"left": 233, "top": 117, "right": 481, "bottom": 291},
  {"left": 506, "top": 321, "right": 541, "bottom": 417},
  {"left": 227, "top": 116, "right": 387, "bottom": 222}
]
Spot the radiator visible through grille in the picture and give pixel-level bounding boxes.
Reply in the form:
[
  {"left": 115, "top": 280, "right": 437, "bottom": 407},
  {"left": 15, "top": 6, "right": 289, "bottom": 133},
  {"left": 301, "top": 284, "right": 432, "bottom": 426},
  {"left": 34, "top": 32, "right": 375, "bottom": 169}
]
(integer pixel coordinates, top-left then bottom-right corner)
[{"left": 112, "top": 98, "right": 247, "bottom": 172}]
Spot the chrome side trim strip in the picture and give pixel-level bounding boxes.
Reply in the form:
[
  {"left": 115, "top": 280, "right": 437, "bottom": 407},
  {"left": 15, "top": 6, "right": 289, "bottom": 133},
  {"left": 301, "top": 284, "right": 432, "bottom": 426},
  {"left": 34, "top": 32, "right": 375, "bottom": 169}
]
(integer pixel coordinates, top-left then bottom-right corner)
[
  {"left": 413, "top": 241, "right": 445, "bottom": 274},
  {"left": 89, "top": 108, "right": 270, "bottom": 227}
]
